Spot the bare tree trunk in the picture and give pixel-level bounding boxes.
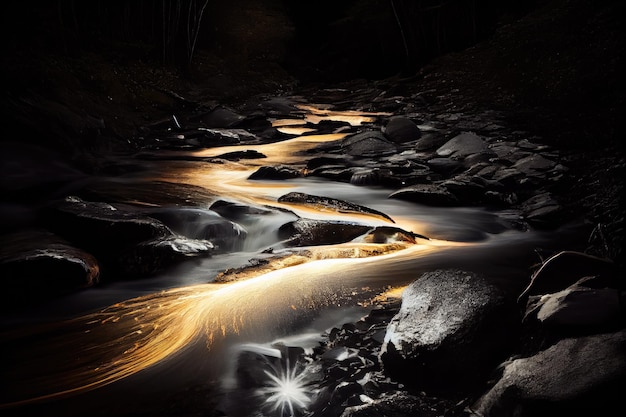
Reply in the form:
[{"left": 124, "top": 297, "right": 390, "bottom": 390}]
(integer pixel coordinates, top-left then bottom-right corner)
[
  {"left": 186, "top": 0, "right": 209, "bottom": 67},
  {"left": 390, "top": 0, "right": 411, "bottom": 71},
  {"left": 162, "top": 0, "right": 182, "bottom": 66}
]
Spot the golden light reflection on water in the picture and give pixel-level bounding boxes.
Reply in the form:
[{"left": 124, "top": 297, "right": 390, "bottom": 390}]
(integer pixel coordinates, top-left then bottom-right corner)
[
  {"left": 195, "top": 132, "right": 347, "bottom": 166},
  {"left": 295, "top": 104, "right": 392, "bottom": 126},
  {"left": 276, "top": 126, "right": 317, "bottom": 135},
  {"left": 2, "top": 241, "right": 451, "bottom": 408},
  {"left": 1, "top": 104, "right": 489, "bottom": 409}
]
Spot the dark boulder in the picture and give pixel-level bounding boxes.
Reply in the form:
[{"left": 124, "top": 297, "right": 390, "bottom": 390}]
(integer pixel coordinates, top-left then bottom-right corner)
[
  {"left": 0, "top": 229, "right": 99, "bottom": 309},
  {"left": 520, "top": 191, "right": 564, "bottom": 228},
  {"left": 47, "top": 196, "right": 172, "bottom": 251},
  {"left": 341, "top": 131, "right": 397, "bottom": 157},
  {"left": 388, "top": 184, "right": 459, "bottom": 206},
  {"left": 426, "top": 157, "right": 463, "bottom": 175},
  {"left": 382, "top": 116, "right": 422, "bottom": 144},
  {"left": 414, "top": 132, "right": 448, "bottom": 151},
  {"left": 278, "top": 192, "right": 395, "bottom": 223},
  {"left": 248, "top": 165, "right": 302, "bottom": 180},
  {"left": 118, "top": 236, "right": 213, "bottom": 278},
  {"left": 45, "top": 197, "right": 213, "bottom": 279},
  {"left": 210, "top": 199, "right": 286, "bottom": 221},
  {"left": 278, "top": 219, "right": 371, "bottom": 247}
]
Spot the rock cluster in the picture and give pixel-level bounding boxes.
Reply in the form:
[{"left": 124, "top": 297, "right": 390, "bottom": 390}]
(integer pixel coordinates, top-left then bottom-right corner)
[{"left": 233, "top": 262, "right": 623, "bottom": 417}]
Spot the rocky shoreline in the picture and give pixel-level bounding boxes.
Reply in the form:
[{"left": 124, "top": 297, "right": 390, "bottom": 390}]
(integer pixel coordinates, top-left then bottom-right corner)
[{"left": 3, "top": 89, "right": 624, "bottom": 417}]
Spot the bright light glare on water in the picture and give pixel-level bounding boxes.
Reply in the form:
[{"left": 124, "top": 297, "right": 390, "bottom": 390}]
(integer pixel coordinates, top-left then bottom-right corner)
[{"left": 259, "top": 357, "right": 311, "bottom": 417}]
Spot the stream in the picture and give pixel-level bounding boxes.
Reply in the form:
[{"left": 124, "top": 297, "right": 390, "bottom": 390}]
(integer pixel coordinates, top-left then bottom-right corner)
[{"left": 0, "top": 103, "right": 587, "bottom": 416}]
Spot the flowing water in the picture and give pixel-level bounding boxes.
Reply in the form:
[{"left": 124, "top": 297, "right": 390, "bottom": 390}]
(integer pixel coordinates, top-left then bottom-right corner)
[{"left": 0, "top": 104, "right": 587, "bottom": 416}]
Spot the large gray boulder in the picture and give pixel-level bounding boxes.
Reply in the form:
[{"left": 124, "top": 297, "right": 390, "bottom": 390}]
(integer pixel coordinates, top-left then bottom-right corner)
[
  {"left": 379, "top": 269, "right": 518, "bottom": 391},
  {"left": 524, "top": 275, "right": 623, "bottom": 333},
  {"left": 436, "top": 132, "right": 493, "bottom": 159},
  {"left": 470, "top": 330, "right": 626, "bottom": 417}
]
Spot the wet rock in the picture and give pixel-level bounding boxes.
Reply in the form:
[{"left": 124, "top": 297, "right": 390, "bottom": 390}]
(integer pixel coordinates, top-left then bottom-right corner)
[
  {"left": 462, "top": 152, "right": 494, "bottom": 168},
  {"left": 47, "top": 196, "right": 172, "bottom": 250},
  {"left": 380, "top": 269, "right": 518, "bottom": 391},
  {"left": 210, "top": 199, "right": 286, "bottom": 221},
  {"left": 278, "top": 192, "right": 395, "bottom": 223},
  {"left": 341, "top": 131, "right": 397, "bottom": 157},
  {"left": 425, "top": 157, "right": 463, "bottom": 175},
  {"left": 436, "top": 131, "right": 492, "bottom": 158},
  {"left": 441, "top": 176, "right": 487, "bottom": 204},
  {"left": 382, "top": 116, "right": 422, "bottom": 143},
  {"left": 191, "top": 129, "right": 243, "bottom": 148},
  {"left": 513, "top": 153, "right": 557, "bottom": 176},
  {"left": 0, "top": 229, "right": 99, "bottom": 308},
  {"left": 490, "top": 142, "right": 531, "bottom": 164},
  {"left": 46, "top": 196, "right": 213, "bottom": 279},
  {"left": 520, "top": 191, "right": 563, "bottom": 227},
  {"left": 470, "top": 330, "right": 626, "bottom": 417},
  {"left": 143, "top": 207, "right": 247, "bottom": 252},
  {"left": 349, "top": 168, "right": 387, "bottom": 186},
  {"left": 278, "top": 219, "right": 372, "bottom": 247},
  {"left": 118, "top": 236, "right": 213, "bottom": 277},
  {"left": 524, "top": 275, "right": 623, "bottom": 333},
  {"left": 248, "top": 165, "right": 302, "bottom": 180},
  {"left": 309, "top": 166, "right": 357, "bottom": 182},
  {"left": 388, "top": 184, "right": 459, "bottom": 206},
  {"left": 414, "top": 132, "right": 448, "bottom": 151},
  {"left": 306, "top": 156, "right": 354, "bottom": 170},
  {"left": 491, "top": 167, "right": 524, "bottom": 189}
]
